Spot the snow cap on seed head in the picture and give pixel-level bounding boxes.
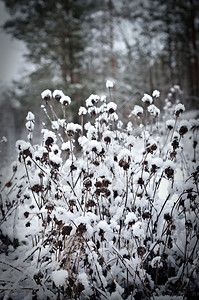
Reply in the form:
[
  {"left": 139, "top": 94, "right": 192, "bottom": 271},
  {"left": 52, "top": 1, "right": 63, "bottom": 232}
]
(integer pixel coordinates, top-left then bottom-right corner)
[
  {"left": 106, "top": 80, "right": 114, "bottom": 88},
  {"left": 53, "top": 90, "right": 65, "bottom": 100},
  {"left": 41, "top": 89, "right": 52, "bottom": 101},
  {"left": 152, "top": 90, "right": 160, "bottom": 98},
  {"left": 60, "top": 95, "right": 71, "bottom": 106},
  {"left": 141, "top": 93, "right": 153, "bottom": 105}
]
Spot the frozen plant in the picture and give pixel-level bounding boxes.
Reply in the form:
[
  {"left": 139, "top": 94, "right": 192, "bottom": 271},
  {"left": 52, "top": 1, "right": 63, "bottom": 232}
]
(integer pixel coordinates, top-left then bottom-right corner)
[{"left": 0, "top": 84, "right": 199, "bottom": 300}]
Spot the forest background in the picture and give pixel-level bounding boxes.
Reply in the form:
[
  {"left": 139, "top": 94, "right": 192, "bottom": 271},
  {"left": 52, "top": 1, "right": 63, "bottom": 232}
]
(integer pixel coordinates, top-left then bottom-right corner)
[{"left": 0, "top": 0, "right": 199, "bottom": 168}]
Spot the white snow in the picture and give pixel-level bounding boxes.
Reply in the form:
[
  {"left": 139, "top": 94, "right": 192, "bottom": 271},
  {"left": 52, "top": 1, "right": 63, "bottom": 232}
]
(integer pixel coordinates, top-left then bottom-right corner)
[{"left": 51, "top": 270, "right": 68, "bottom": 287}]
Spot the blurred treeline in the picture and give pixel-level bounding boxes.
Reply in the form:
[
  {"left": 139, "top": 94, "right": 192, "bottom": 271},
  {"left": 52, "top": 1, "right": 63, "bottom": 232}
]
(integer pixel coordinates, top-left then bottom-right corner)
[{"left": 0, "top": 0, "right": 199, "bottom": 165}]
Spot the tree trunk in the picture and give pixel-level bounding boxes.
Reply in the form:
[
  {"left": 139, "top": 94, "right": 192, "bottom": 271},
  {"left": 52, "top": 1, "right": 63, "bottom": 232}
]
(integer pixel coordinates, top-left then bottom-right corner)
[
  {"left": 108, "top": 0, "right": 115, "bottom": 77},
  {"left": 189, "top": 0, "right": 199, "bottom": 98}
]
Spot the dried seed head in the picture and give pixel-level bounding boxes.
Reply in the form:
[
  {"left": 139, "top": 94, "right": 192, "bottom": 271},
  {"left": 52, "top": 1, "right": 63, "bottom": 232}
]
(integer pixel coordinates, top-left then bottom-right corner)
[
  {"left": 24, "top": 211, "right": 29, "bottom": 218},
  {"left": 171, "top": 139, "right": 179, "bottom": 150},
  {"left": 76, "top": 223, "right": 87, "bottom": 235},
  {"left": 41, "top": 89, "right": 52, "bottom": 101},
  {"left": 164, "top": 213, "right": 172, "bottom": 223},
  {"left": 119, "top": 159, "right": 130, "bottom": 170},
  {"left": 166, "top": 119, "right": 175, "bottom": 130},
  {"left": 137, "top": 246, "right": 146, "bottom": 257},
  {"left": 142, "top": 93, "right": 153, "bottom": 106},
  {"left": 165, "top": 166, "right": 174, "bottom": 179},
  {"left": 62, "top": 225, "right": 72, "bottom": 236},
  {"left": 53, "top": 90, "right": 64, "bottom": 101},
  {"left": 104, "top": 136, "right": 111, "bottom": 144},
  {"left": 31, "top": 184, "right": 43, "bottom": 193},
  {"left": 174, "top": 103, "right": 185, "bottom": 117},
  {"left": 60, "top": 95, "right": 71, "bottom": 106},
  {"left": 179, "top": 125, "right": 188, "bottom": 136},
  {"left": 83, "top": 178, "right": 92, "bottom": 189},
  {"left": 45, "top": 202, "right": 54, "bottom": 211}
]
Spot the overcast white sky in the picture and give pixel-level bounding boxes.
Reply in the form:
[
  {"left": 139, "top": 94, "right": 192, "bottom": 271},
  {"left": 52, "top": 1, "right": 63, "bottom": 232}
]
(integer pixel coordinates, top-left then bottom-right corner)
[{"left": 0, "top": 1, "right": 27, "bottom": 85}]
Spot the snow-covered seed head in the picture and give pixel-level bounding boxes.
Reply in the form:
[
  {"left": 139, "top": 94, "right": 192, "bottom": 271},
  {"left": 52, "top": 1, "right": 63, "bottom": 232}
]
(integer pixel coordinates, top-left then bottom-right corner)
[
  {"left": 62, "top": 225, "right": 72, "bottom": 236},
  {"left": 60, "top": 95, "right": 71, "bottom": 106},
  {"left": 130, "top": 105, "right": 143, "bottom": 118},
  {"left": 26, "top": 112, "right": 35, "bottom": 121},
  {"left": 86, "top": 94, "right": 100, "bottom": 107},
  {"left": 106, "top": 80, "right": 114, "bottom": 88},
  {"left": 41, "top": 89, "right": 52, "bottom": 101},
  {"left": 76, "top": 223, "right": 87, "bottom": 235},
  {"left": 42, "top": 130, "right": 57, "bottom": 148},
  {"left": 118, "top": 149, "right": 131, "bottom": 170},
  {"left": 178, "top": 120, "right": 190, "bottom": 136},
  {"left": 11, "top": 161, "right": 18, "bottom": 172},
  {"left": 49, "top": 153, "right": 62, "bottom": 169},
  {"left": 164, "top": 166, "right": 174, "bottom": 179},
  {"left": 83, "top": 178, "right": 92, "bottom": 189},
  {"left": 67, "top": 130, "right": 74, "bottom": 137},
  {"left": 166, "top": 120, "right": 175, "bottom": 130},
  {"left": 179, "top": 126, "right": 188, "bottom": 136},
  {"left": 141, "top": 93, "right": 153, "bottom": 105},
  {"left": 189, "top": 119, "right": 199, "bottom": 131},
  {"left": 26, "top": 121, "right": 34, "bottom": 132},
  {"left": 103, "top": 131, "right": 113, "bottom": 144},
  {"left": 147, "top": 104, "right": 160, "bottom": 117},
  {"left": 78, "top": 106, "right": 87, "bottom": 116},
  {"left": 25, "top": 112, "right": 35, "bottom": 134},
  {"left": 16, "top": 140, "right": 33, "bottom": 159},
  {"left": 104, "top": 136, "right": 111, "bottom": 144},
  {"left": 119, "top": 158, "right": 130, "bottom": 170},
  {"left": 152, "top": 90, "right": 160, "bottom": 98},
  {"left": 107, "top": 102, "right": 117, "bottom": 114},
  {"left": 146, "top": 140, "right": 157, "bottom": 154},
  {"left": 125, "top": 136, "right": 135, "bottom": 147},
  {"left": 66, "top": 123, "right": 82, "bottom": 136},
  {"left": 137, "top": 246, "right": 146, "bottom": 257},
  {"left": 53, "top": 90, "right": 65, "bottom": 101},
  {"left": 164, "top": 213, "right": 172, "bottom": 223},
  {"left": 100, "top": 95, "right": 107, "bottom": 103},
  {"left": 88, "top": 107, "right": 97, "bottom": 117},
  {"left": 1, "top": 136, "right": 7, "bottom": 143},
  {"left": 150, "top": 158, "right": 163, "bottom": 173},
  {"left": 171, "top": 135, "right": 179, "bottom": 150},
  {"left": 174, "top": 103, "right": 185, "bottom": 117}
]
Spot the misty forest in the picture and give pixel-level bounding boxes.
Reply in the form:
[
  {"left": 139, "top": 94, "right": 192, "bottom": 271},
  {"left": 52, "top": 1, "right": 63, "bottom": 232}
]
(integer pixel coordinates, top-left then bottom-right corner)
[{"left": 0, "top": 1, "right": 199, "bottom": 299}]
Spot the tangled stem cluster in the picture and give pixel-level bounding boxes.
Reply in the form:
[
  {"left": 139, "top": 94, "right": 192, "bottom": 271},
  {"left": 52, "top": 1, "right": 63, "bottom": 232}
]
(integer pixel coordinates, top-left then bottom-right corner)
[{"left": 0, "top": 84, "right": 199, "bottom": 299}]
